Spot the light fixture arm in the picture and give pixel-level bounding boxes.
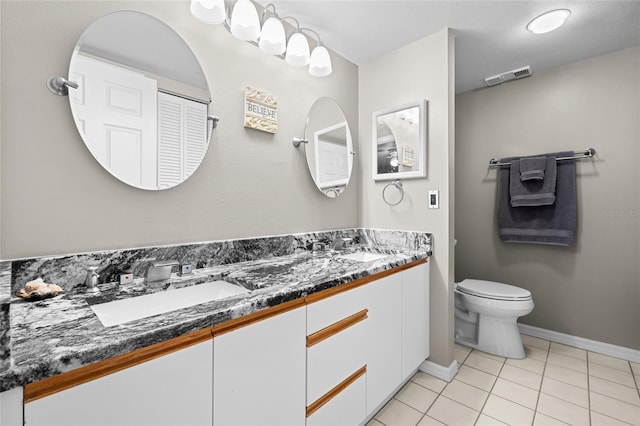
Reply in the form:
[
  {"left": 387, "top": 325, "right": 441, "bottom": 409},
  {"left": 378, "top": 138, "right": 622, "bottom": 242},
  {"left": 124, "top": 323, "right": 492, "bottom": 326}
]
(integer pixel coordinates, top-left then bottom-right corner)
[
  {"left": 261, "top": 3, "right": 278, "bottom": 20},
  {"left": 300, "top": 27, "right": 323, "bottom": 47},
  {"left": 280, "top": 16, "right": 302, "bottom": 33}
]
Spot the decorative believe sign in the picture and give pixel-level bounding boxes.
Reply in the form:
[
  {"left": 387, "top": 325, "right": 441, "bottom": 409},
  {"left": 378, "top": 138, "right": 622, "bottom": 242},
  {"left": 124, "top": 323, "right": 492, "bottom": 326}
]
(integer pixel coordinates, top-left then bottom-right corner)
[{"left": 244, "top": 86, "right": 278, "bottom": 134}]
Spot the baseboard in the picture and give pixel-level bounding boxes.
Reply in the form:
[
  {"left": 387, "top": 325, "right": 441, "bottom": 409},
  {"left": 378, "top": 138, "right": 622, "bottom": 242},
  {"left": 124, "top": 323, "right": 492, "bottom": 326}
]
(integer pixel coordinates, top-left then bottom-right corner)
[
  {"left": 419, "top": 359, "right": 459, "bottom": 382},
  {"left": 518, "top": 323, "right": 640, "bottom": 363}
]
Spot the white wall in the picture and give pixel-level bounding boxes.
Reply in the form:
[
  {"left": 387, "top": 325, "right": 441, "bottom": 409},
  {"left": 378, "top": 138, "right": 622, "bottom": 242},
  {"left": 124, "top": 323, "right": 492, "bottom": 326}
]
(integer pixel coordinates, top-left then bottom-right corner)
[
  {"left": 359, "top": 29, "right": 455, "bottom": 367},
  {"left": 456, "top": 46, "right": 640, "bottom": 350},
  {"left": 0, "top": 1, "right": 359, "bottom": 259}
]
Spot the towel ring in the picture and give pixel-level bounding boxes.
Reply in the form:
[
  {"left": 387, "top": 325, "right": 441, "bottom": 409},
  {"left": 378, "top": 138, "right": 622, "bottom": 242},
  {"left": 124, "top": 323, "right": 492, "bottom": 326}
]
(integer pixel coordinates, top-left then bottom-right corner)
[{"left": 382, "top": 180, "right": 404, "bottom": 206}]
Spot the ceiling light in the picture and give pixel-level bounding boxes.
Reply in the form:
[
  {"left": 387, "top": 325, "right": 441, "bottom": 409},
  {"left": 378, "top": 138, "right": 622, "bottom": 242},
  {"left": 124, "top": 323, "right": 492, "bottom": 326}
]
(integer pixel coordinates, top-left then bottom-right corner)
[
  {"left": 527, "top": 9, "right": 571, "bottom": 34},
  {"left": 230, "top": 0, "right": 261, "bottom": 41},
  {"left": 190, "top": 0, "right": 226, "bottom": 25}
]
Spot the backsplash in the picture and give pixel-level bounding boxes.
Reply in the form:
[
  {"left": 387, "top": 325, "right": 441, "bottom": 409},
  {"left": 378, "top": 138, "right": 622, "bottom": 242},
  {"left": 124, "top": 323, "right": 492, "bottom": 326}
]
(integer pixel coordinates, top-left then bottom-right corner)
[{"left": 9, "top": 229, "right": 432, "bottom": 294}]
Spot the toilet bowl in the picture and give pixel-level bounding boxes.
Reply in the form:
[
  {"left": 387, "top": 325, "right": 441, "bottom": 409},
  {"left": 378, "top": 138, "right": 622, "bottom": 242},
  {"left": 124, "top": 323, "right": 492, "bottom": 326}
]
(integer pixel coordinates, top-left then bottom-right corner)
[{"left": 454, "top": 279, "right": 534, "bottom": 359}]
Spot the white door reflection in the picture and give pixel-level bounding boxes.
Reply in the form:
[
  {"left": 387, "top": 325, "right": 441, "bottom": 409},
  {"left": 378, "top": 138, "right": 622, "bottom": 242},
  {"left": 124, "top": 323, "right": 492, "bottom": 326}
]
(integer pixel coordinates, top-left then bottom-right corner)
[{"left": 314, "top": 121, "right": 351, "bottom": 193}]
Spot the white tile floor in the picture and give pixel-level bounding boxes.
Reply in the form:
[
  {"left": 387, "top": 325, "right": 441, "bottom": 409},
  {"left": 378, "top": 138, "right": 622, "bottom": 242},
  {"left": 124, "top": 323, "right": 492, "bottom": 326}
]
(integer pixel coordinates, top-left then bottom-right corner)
[{"left": 368, "top": 335, "right": 640, "bottom": 426}]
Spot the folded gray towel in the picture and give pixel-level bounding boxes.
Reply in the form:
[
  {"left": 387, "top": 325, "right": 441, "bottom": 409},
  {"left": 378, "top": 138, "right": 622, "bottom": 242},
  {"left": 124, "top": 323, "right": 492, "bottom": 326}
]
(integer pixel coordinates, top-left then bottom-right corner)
[
  {"left": 520, "top": 156, "right": 546, "bottom": 181},
  {"left": 510, "top": 156, "right": 557, "bottom": 207},
  {"left": 498, "top": 151, "right": 576, "bottom": 246}
]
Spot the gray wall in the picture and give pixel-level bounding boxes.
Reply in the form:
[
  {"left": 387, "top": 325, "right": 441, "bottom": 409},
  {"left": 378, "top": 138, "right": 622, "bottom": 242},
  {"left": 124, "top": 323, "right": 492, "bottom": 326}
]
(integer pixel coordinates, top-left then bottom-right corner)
[
  {"left": 456, "top": 46, "right": 640, "bottom": 350},
  {"left": 0, "top": 1, "right": 359, "bottom": 259},
  {"left": 359, "top": 30, "right": 456, "bottom": 367}
]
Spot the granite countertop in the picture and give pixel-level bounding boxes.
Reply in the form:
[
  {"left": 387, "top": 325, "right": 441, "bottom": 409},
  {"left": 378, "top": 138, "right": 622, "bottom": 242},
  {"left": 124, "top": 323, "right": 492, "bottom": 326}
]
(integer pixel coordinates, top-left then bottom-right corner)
[{"left": 0, "top": 245, "right": 428, "bottom": 392}]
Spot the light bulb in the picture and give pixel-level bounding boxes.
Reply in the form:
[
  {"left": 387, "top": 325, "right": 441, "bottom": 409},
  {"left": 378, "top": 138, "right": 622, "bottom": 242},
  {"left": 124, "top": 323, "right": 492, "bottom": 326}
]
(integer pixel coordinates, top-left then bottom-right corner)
[
  {"left": 259, "top": 16, "right": 286, "bottom": 55},
  {"left": 285, "top": 32, "right": 310, "bottom": 67},
  {"left": 190, "top": 0, "right": 226, "bottom": 24},
  {"left": 230, "top": 0, "right": 260, "bottom": 41},
  {"left": 309, "top": 45, "right": 332, "bottom": 77},
  {"left": 527, "top": 9, "right": 571, "bottom": 34}
]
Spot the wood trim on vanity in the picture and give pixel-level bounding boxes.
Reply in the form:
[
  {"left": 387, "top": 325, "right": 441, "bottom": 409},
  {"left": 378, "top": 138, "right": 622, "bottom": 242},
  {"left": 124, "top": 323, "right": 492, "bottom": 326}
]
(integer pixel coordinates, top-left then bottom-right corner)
[
  {"left": 23, "top": 327, "right": 212, "bottom": 404},
  {"left": 306, "top": 365, "right": 367, "bottom": 418},
  {"left": 304, "top": 258, "right": 426, "bottom": 305},
  {"left": 306, "top": 309, "right": 368, "bottom": 348}
]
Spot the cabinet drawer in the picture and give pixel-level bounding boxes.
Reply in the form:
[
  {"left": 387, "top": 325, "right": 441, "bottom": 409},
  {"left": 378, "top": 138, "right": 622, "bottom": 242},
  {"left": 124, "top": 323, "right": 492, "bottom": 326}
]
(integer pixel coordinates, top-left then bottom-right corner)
[
  {"left": 307, "top": 317, "right": 366, "bottom": 404},
  {"left": 307, "top": 283, "right": 367, "bottom": 334},
  {"left": 306, "top": 371, "right": 366, "bottom": 426}
]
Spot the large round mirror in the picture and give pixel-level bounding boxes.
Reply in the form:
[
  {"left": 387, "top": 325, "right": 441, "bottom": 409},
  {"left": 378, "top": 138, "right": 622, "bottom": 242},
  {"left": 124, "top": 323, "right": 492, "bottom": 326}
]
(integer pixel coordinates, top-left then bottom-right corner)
[
  {"left": 68, "top": 11, "right": 212, "bottom": 190},
  {"left": 304, "top": 98, "right": 354, "bottom": 198}
]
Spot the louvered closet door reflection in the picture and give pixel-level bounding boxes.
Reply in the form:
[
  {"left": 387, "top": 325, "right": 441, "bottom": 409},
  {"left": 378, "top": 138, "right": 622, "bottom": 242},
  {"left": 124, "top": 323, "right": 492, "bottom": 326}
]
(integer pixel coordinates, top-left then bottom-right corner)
[{"left": 157, "top": 92, "right": 208, "bottom": 189}]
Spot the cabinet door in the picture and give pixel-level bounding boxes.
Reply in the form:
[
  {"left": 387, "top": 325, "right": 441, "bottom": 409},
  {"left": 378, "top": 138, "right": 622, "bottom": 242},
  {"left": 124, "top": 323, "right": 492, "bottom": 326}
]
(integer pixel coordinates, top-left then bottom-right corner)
[
  {"left": 306, "top": 375, "right": 366, "bottom": 426},
  {"left": 1, "top": 387, "right": 23, "bottom": 426},
  {"left": 213, "top": 306, "right": 306, "bottom": 426},
  {"left": 365, "top": 272, "right": 402, "bottom": 415},
  {"left": 24, "top": 340, "right": 213, "bottom": 426},
  {"left": 401, "top": 262, "right": 430, "bottom": 379}
]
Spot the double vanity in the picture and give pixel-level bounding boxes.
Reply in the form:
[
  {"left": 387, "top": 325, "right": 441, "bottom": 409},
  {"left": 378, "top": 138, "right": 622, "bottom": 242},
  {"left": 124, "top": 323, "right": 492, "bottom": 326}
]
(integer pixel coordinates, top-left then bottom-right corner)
[{"left": 0, "top": 228, "right": 431, "bottom": 425}]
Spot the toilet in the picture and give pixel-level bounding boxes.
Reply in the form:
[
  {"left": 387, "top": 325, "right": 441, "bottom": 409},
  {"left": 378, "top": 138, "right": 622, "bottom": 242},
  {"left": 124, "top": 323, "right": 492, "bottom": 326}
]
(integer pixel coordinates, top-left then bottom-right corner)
[{"left": 454, "top": 279, "right": 534, "bottom": 359}]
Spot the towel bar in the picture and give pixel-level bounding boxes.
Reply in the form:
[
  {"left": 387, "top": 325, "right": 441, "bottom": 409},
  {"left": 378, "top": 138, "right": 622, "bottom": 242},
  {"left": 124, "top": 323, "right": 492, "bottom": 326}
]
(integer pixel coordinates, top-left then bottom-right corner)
[{"left": 488, "top": 148, "right": 596, "bottom": 168}]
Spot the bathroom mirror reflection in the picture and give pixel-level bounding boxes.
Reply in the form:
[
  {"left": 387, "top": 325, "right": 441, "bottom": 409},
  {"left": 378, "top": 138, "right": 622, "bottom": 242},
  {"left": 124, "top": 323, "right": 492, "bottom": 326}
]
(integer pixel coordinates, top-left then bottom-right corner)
[
  {"left": 304, "top": 98, "right": 354, "bottom": 198},
  {"left": 68, "top": 11, "right": 213, "bottom": 190},
  {"left": 372, "top": 100, "right": 427, "bottom": 180}
]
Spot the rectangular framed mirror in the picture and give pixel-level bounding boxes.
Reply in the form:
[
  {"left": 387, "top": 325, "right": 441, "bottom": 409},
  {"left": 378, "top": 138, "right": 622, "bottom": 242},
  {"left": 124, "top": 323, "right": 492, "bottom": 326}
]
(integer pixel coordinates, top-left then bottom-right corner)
[{"left": 372, "top": 100, "right": 427, "bottom": 180}]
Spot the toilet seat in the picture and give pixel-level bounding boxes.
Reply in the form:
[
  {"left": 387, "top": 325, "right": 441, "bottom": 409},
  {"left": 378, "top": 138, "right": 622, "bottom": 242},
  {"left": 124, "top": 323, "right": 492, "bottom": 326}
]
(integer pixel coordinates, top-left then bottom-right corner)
[{"left": 457, "top": 279, "right": 532, "bottom": 301}]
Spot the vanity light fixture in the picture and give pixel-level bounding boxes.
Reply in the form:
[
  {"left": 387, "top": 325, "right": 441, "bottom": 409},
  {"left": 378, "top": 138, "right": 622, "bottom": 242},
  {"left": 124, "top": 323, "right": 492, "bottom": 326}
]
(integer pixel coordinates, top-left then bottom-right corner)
[
  {"left": 304, "top": 28, "right": 333, "bottom": 77},
  {"left": 189, "top": 0, "right": 332, "bottom": 77},
  {"left": 230, "top": 0, "right": 261, "bottom": 41},
  {"left": 190, "top": 0, "right": 226, "bottom": 24},
  {"left": 258, "top": 4, "right": 286, "bottom": 55},
  {"left": 527, "top": 9, "right": 571, "bottom": 34},
  {"left": 285, "top": 20, "right": 310, "bottom": 67}
]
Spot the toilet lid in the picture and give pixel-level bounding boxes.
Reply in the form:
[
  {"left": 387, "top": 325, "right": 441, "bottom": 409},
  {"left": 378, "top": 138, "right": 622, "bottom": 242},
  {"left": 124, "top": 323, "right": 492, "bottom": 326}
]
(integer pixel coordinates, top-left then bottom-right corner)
[{"left": 457, "top": 279, "right": 532, "bottom": 301}]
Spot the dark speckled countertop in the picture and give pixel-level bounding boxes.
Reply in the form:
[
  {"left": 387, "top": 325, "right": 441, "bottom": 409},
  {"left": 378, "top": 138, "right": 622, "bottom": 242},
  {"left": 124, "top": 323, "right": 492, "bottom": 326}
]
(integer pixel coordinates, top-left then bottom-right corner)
[{"left": 0, "top": 245, "right": 428, "bottom": 392}]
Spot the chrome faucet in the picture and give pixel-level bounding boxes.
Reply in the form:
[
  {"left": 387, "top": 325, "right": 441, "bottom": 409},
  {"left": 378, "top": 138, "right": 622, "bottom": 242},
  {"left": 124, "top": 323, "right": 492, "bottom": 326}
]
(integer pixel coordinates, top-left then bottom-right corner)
[
  {"left": 85, "top": 266, "right": 100, "bottom": 294},
  {"left": 331, "top": 237, "right": 353, "bottom": 251},
  {"left": 146, "top": 260, "right": 179, "bottom": 283}
]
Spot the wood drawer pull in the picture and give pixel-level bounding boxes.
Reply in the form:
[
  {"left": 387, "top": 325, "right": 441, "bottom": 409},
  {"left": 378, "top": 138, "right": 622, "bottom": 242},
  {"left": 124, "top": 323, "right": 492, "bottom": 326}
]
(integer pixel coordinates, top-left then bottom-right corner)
[
  {"left": 306, "top": 309, "right": 368, "bottom": 348},
  {"left": 306, "top": 365, "right": 367, "bottom": 418}
]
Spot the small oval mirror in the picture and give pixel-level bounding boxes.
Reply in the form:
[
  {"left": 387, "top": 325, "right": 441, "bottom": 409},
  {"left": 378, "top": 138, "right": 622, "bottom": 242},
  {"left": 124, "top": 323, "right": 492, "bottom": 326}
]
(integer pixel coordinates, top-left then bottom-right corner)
[
  {"left": 68, "top": 11, "right": 213, "bottom": 190},
  {"left": 304, "top": 98, "right": 354, "bottom": 198}
]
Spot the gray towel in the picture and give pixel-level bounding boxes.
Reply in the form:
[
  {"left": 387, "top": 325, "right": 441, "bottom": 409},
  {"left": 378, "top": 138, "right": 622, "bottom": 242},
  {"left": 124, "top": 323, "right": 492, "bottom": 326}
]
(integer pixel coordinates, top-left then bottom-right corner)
[
  {"left": 497, "top": 151, "right": 576, "bottom": 246},
  {"left": 520, "top": 156, "right": 546, "bottom": 181},
  {"left": 510, "top": 156, "right": 557, "bottom": 207}
]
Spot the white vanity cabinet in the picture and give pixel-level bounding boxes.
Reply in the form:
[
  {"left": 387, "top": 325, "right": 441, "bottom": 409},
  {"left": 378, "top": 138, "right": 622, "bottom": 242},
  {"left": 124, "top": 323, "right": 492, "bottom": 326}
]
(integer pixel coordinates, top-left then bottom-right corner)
[
  {"left": 366, "top": 260, "right": 430, "bottom": 416},
  {"left": 1, "top": 387, "right": 23, "bottom": 426},
  {"left": 401, "top": 261, "right": 430, "bottom": 379},
  {"left": 365, "top": 272, "right": 403, "bottom": 414},
  {"left": 213, "top": 305, "right": 306, "bottom": 426},
  {"left": 17, "top": 258, "right": 429, "bottom": 426},
  {"left": 306, "top": 284, "right": 368, "bottom": 426},
  {"left": 24, "top": 339, "right": 213, "bottom": 426}
]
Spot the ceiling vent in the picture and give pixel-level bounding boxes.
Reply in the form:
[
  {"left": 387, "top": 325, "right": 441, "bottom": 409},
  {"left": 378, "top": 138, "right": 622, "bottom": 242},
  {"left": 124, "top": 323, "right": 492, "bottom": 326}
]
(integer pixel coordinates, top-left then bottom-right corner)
[{"left": 485, "top": 66, "right": 531, "bottom": 87}]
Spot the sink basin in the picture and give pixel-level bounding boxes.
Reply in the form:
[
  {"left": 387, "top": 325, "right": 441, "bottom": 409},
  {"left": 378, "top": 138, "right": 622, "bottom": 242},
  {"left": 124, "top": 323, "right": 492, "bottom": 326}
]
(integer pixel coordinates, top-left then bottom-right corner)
[
  {"left": 89, "top": 281, "right": 250, "bottom": 327},
  {"left": 335, "top": 252, "right": 388, "bottom": 262}
]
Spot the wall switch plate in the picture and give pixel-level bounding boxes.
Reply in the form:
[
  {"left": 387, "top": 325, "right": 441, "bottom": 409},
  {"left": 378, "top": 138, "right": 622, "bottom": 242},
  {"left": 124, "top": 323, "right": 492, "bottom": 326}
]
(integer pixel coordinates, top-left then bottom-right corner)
[
  {"left": 119, "top": 273, "right": 134, "bottom": 285},
  {"left": 428, "top": 190, "right": 439, "bottom": 209}
]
